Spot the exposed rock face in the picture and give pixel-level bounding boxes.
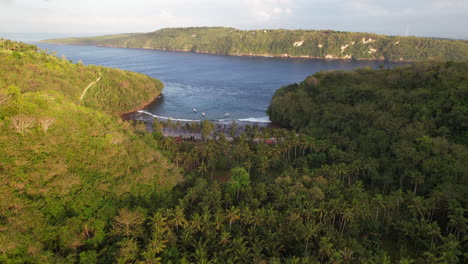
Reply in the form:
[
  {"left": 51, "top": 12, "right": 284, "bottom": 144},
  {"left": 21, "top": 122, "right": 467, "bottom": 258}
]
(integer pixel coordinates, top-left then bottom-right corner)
[
  {"left": 368, "top": 48, "right": 377, "bottom": 54},
  {"left": 293, "top": 40, "right": 304, "bottom": 47},
  {"left": 362, "top": 38, "right": 376, "bottom": 44},
  {"left": 341, "top": 44, "right": 349, "bottom": 53}
]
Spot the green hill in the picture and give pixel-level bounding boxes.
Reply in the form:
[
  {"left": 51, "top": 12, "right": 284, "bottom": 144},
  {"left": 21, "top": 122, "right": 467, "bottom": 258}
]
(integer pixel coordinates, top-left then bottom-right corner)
[
  {"left": 1, "top": 38, "right": 163, "bottom": 115},
  {"left": 43, "top": 27, "right": 468, "bottom": 61},
  {"left": 268, "top": 61, "right": 468, "bottom": 194},
  {"left": 0, "top": 39, "right": 182, "bottom": 263},
  {"left": 1, "top": 38, "right": 467, "bottom": 263}
]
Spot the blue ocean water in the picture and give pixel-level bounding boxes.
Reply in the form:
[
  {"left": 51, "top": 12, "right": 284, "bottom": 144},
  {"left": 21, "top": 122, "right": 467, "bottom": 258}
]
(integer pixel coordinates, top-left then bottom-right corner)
[{"left": 7, "top": 36, "right": 404, "bottom": 122}]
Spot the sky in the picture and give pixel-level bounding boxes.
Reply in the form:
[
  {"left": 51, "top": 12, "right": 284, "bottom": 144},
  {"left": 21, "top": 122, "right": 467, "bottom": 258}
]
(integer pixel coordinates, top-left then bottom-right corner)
[{"left": 0, "top": 0, "right": 467, "bottom": 39}]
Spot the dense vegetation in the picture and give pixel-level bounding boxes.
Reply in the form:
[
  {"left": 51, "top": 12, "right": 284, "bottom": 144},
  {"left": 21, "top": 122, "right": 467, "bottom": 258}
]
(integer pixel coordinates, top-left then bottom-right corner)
[
  {"left": 1, "top": 39, "right": 467, "bottom": 263},
  {"left": 0, "top": 40, "right": 182, "bottom": 263},
  {"left": 0, "top": 38, "right": 163, "bottom": 115},
  {"left": 146, "top": 120, "right": 468, "bottom": 263},
  {"left": 43, "top": 27, "right": 468, "bottom": 61},
  {"left": 268, "top": 62, "right": 467, "bottom": 194}
]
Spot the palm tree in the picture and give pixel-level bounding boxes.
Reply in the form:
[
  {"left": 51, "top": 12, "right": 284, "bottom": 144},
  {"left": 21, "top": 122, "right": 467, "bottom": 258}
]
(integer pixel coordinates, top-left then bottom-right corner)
[
  {"left": 230, "top": 237, "right": 253, "bottom": 263},
  {"left": 213, "top": 212, "right": 224, "bottom": 231},
  {"left": 198, "top": 161, "right": 208, "bottom": 176},
  {"left": 192, "top": 239, "right": 209, "bottom": 263},
  {"left": 341, "top": 248, "right": 354, "bottom": 264},
  {"left": 407, "top": 194, "right": 428, "bottom": 220},
  {"left": 167, "top": 206, "right": 187, "bottom": 232},
  {"left": 439, "top": 235, "right": 462, "bottom": 264},
  {"left": 190, "top": 213, "right": 203, "bottom": 233},
  {"left": 302, "top": 222, "right": 319, "bottom": 258},
  {"left": 149, "top": 237, "right": 167, "bottom": 255},
  {"left": 410, "top": 171, "right": 424, "bottom": 195},
  {"left": 328, "top": 199, "right": 341, "bottom": 226},
  {"left": 319, "top": 236, "right": 333, "bottom": 263},
  {"left": 447, "top": 207, "right": 467, "bottom": 239},
  {"left": 219, "top": 230, "right": 231, "bottom": 246},
  {"left": 372, "top": 194, "right": 385, "bottom": 223},
  {"left": 243, "top": 159, "right": 253, "bottom": 175},
  {"left": 226, "top": 206, "right": 241, "bottom": 231},
  {"left": 340, "top": 208, "right": 353, "bottom": 235},
  {"left": 399, "top": 257, "right": 415, "bottom": 264}
]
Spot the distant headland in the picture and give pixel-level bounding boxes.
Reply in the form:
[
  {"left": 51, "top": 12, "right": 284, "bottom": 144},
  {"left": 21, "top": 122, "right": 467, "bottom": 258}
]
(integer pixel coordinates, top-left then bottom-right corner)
[{"left": 41, "top": 27, "right": 468, "bottom": 62}]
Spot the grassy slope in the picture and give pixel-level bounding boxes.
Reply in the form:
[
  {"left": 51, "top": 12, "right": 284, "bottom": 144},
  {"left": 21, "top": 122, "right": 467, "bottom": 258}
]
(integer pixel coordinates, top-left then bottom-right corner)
[
  {"left": 43, "top": 27, "right": 468, "bottom": 61},
  {"left": 0, "top": 41, "right": 163, "bottom": 115},
  {"left": 0, "top": 40, "right": 182, "bottom": 262}
]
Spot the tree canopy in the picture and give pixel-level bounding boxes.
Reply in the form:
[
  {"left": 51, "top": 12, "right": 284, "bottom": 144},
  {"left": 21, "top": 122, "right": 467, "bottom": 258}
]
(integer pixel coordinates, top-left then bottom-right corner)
[
  {"left": 1, "top": 39, "right": 466, "bottom": 263},
  {"left": 43, "top": 27, "right": 468, "bottom": 61}
]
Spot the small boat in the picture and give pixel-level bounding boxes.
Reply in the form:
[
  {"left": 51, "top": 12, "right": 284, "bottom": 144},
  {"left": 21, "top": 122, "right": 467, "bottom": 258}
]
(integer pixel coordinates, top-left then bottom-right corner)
[
  {"left": 192, "top": 108, "right": 197, "bottom": 113},
  {"left": 202, "top": 112, "right": 206, "bottom": 117},
  {"left": 224, "top": 113, "right": 230, "bottom": 117}
]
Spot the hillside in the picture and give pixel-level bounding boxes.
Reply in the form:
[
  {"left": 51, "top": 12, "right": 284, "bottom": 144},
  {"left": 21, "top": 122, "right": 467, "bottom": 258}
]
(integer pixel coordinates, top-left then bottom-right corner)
[
  {"left": 268, "top": 61, "right": 468, "bottom": 195},
  {"left": 43, "top": 27, "right": 468, "bottom": 61},
  {"left": 1, "top": 39, "right": 467, "bottom": 263},
  {"left": 1, "top": 38, "right": 163, "bottom": 115},
  {"left": 0, "top": 39, "right": 182, "bottom": 263}
]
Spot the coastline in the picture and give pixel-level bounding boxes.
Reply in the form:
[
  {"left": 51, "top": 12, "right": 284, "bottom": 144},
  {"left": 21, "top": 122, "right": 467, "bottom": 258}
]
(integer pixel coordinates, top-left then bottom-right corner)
[
  {"left": 120, "top": 93, "right": 162, "bottom": 120},
  {"left": 41, "top": 41, "right": 421, "bottom": 63},
  {"left": 101, "top": 45, "right": 421, "bottom": 63}
]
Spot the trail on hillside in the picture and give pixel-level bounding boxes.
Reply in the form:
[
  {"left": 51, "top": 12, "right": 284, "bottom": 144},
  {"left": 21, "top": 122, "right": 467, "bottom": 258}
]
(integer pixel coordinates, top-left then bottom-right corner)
[{"left": 80, "top": 73, "right": 101, "bottom": 101}]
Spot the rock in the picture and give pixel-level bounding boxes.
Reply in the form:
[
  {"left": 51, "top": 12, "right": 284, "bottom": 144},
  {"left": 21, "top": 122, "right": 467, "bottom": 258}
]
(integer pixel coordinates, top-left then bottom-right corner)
[
  {"left": 341, "top": 44, "right": 349, "bottom": 53},
  {"left": 293, "top": 40, "right": 304, "bottom": 47},
  {"left": 362, "top": 38, "right": 376, "bottom": 44}
]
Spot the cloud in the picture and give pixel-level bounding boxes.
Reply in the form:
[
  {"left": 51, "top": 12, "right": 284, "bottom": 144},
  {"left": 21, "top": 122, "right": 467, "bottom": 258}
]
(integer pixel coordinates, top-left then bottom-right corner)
[
  {"left": 430, "top": 0, "right": 468, "bottom": 14},
  {"left": 244, "top": 0, "right": 294, "bottom": 22},
  {"left": 348, "top": 0, "right": 390, "bottom": 16},
  {"left": 158, "top": 10, "right": 178, "bottom": 27}
]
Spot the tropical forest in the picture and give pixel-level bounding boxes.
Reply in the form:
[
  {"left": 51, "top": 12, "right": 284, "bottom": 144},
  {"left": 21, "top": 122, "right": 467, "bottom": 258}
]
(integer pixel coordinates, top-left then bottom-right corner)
[
  {"left": 0, "top": 34, "right": 467, "bottom": 264},
  {"left": 43, "top": 27, "right": 468, "bottom": 62}
]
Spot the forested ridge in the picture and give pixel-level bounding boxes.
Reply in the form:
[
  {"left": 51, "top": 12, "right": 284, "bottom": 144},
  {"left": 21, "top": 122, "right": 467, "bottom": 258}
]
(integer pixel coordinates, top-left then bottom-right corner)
[
  {"left": 0, "top": 38, "right": 163, "bottom": 115},
  {"left": 0, "top": 39, "right": 182, "bottom": 263},
  {"left": 43, "top": 27, "right": 468, "bottom": 62},
  {"left": 0, "top": 39, "right": 467, "bottom": 263}
]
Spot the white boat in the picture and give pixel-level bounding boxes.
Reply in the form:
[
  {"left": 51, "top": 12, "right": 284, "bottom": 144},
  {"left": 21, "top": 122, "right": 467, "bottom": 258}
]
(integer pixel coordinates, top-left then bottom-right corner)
[
  {"left": 224, "top": 113, "right": 230, "bottom": 117},
  {"left": 192, "top": 108, "right": 197, "bottom": 113},
  {"left": 202, "top": 112, "right": 206, "bottom": 117}
]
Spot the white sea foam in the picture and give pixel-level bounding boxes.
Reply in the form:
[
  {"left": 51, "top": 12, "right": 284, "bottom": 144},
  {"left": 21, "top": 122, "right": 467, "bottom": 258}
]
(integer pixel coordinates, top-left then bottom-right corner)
[
  {"left": 138, "top": 110, "right": 271, "bottom": 124},
  {"left": 138, "top": 110, "right": 200, "bottom": 122},
  {"left": 237, "top": 117, "right": 271, "bottom": 123}
]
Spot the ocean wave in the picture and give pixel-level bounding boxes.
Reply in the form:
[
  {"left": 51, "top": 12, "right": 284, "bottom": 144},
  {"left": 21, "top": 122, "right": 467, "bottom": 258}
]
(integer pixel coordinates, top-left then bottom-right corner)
[
  {"left": 138, "top": 110, "right": 271, "bottom": 124},
  {"left": 138, "top": 110, "right": 201, "bottom": 122},
  {"left": 237, "top": 117, "right": 271, "bottom": 123}
]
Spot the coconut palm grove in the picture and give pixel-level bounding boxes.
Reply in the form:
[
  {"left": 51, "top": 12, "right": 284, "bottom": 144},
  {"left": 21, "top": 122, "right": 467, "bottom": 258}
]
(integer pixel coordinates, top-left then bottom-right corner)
[{"left": 0, "top": 24, "right": 467, "bottom": 264}]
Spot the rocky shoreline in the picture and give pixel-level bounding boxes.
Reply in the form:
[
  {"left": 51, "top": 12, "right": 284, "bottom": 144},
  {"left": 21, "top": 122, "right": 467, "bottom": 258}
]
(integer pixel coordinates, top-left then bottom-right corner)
[{"left": 120, "top": 93, "right": 162, "bottom": 120}]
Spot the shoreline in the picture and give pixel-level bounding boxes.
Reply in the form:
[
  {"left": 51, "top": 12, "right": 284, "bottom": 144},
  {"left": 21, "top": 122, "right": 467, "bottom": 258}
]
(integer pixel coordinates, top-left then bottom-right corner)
[
  {"left": 120, "top": 93, "right": 162, "bottom": 120},
  {"left": 40, "top": 41, "right": 421, "bottom": 63},
  {"left": 119, "top": 94, "right": 280, "bottom": 129},
  {"left": 96, "top": 45, "right": 422, "bottom": 63}
]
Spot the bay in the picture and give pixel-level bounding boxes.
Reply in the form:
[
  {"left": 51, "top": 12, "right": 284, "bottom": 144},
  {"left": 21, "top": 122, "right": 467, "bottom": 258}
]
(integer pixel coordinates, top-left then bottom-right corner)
[{"left": 33, "top": 42, "right": 404, "bottom": 122}]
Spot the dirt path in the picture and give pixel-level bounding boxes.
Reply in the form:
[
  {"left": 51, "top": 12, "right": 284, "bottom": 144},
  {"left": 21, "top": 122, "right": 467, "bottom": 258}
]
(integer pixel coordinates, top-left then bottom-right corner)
[{"left": 80, "top": 73, "right": 101, "bottom": 101}]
